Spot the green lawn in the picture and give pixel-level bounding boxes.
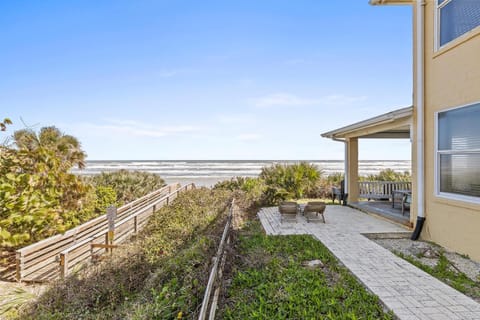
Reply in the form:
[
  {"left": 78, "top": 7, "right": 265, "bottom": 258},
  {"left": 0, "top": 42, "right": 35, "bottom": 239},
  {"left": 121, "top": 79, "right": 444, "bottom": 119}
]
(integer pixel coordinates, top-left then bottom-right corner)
[{"left": 220, "top": 221, "right": 393, "bottom": 320}]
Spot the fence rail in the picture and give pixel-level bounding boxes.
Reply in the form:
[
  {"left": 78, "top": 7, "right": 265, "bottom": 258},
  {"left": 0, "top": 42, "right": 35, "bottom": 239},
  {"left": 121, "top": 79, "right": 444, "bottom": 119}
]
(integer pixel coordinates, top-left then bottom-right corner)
[
  {"left": 16, "top": 183, "right": 195, "bottom": 282},
  {"left": 198, "top": 199, "right": 234, "bottom": 320},
  {"left": 358, "top": 181, "right": 411, "bottom": 200}
]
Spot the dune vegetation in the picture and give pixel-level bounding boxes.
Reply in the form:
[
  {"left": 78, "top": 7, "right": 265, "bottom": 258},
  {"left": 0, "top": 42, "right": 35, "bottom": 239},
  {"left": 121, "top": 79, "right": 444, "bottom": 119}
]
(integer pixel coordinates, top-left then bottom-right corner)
[
  {"left": 0, "top": 126, "right": 165, "bottom": 248},
  {"left": 17, "top": 188, "right": 232, "bottom": 320}
]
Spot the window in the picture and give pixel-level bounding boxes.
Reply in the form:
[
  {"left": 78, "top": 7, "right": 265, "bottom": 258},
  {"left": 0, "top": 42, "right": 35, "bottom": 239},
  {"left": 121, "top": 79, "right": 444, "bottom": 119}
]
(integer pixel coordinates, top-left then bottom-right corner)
[
  {"left": 437, "top": 102, "right": 480, "bottom": 201},
  {"left": 437, "top": 0, "right": 480, "bottom": 48}
]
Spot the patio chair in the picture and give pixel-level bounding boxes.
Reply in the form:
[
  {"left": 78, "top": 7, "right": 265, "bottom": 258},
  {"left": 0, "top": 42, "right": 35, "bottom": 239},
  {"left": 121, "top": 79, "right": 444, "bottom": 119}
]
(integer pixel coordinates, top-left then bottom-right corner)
[
  {"left": 278, "top": 201, "right": 298, "bottom": 223},
  {"left": 303, "top": 201, "right": 326, "bottom": 223},
  {"left": 402, "top": 193, "right": 411, "bottom": 216}
]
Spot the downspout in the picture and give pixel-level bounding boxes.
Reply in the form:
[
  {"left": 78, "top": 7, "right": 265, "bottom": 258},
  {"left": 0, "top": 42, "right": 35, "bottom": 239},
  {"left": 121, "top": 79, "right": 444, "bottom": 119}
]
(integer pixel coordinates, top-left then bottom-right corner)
[
  {"left": 332, "top": 137, "right": 348, "bottom": 205},
  {"left": 412, "top": 0, "right": 426, "bottom": 240}
]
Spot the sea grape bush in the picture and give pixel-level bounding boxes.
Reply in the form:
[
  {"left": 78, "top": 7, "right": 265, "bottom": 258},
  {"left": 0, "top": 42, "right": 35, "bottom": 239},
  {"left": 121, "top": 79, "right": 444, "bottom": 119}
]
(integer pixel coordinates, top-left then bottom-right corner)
[{"left": 0, "top": 131, "right": 95, "bottom": 247}]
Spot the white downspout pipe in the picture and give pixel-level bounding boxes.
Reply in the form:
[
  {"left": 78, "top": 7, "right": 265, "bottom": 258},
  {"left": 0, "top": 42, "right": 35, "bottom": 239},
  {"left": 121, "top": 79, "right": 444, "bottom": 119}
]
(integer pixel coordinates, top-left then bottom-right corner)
[
  {"left": 411, "top": 0, "right": 426, "bottom": 240},
  {"left": 416, "top": 0, "right": 425, "bottom": 219}
]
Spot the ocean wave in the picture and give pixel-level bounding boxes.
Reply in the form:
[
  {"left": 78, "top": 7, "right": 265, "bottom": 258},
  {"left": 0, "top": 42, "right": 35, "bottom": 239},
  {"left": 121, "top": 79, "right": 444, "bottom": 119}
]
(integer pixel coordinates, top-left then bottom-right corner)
[{"left": 73, "top": 160, "right": 411, "bottom": 177}]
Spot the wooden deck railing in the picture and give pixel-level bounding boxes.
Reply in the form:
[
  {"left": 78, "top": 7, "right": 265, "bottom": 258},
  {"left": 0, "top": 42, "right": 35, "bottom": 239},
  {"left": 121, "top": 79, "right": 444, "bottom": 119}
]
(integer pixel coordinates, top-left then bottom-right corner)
[
  {"left": 358, "top": 181, "right": 411, "bottom": 200},
  {"left": 16, "top": 183, "right": 195, "bottom": 282}
]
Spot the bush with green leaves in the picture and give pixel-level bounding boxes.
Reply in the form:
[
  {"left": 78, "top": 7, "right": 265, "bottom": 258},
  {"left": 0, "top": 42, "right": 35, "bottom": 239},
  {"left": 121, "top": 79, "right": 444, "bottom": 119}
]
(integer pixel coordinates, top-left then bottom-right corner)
[
  {"left": 363, "top": 168, "right": 411, "bottom": 182},
  {"left": 0, "top": 127, "right": 95, "bottom": 248},
  {"left": 93, "top": 186, "right": 118, "bottom": 213},
  {"left": 88, "top": 170, "right": 166, "bottom": 205},
  {"left": 259, "top": 162, "right": 322, "bottom": 205}
]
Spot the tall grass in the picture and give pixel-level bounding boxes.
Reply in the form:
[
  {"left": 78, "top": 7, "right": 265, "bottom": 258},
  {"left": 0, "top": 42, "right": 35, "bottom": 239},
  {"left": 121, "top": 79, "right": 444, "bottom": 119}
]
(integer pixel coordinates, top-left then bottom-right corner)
[{"left": 17, "top": 188, "right": 232, "bottom": 320}]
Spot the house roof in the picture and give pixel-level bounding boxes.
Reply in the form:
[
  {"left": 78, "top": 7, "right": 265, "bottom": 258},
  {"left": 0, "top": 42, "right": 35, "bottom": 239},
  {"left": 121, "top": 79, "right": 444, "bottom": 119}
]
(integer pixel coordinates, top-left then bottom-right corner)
[{"left": 321, "top": 106, "right": 413, "bottom": 139}]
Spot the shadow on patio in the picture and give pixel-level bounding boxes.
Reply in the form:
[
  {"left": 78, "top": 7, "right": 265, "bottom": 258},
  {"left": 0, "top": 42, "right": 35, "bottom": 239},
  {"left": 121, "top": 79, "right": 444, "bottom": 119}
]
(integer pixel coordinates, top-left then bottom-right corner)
[{"left": 349, "top": 200, "right": 412, "bottom": 228}]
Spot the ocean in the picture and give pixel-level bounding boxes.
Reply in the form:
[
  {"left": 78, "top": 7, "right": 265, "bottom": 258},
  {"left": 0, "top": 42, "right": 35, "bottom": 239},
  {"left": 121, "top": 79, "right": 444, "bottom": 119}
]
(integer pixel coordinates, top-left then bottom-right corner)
[{"left": 72, "top": 160, "right": 411, "bottom": 187}]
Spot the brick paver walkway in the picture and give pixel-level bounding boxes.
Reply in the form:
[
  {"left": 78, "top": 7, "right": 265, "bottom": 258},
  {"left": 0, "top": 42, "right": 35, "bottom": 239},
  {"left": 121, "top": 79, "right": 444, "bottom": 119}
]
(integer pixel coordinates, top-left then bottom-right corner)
[{"left": 258, "top": 206, "right": 480, "bottom": 320}]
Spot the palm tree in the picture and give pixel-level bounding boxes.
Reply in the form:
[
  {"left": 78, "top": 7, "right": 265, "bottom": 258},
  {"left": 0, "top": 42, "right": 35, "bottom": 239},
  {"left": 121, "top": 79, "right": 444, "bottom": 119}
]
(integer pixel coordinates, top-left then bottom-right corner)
[
  {"left": 0, "top": 118, "right": 12, "bottom": 131},
  {"left": 13, "top": 126, "right": 86, "bottom": 169}
]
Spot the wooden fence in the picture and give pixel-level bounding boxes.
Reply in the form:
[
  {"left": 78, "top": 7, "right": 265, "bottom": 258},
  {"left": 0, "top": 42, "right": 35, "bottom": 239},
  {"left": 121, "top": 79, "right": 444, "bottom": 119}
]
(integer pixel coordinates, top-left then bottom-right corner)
[
  {"left": 198, "top": 199, "right": 234, "bottom": 320},
  {"left": 15, "top": 183, "right": 195, "bottom": 282},
  {"left": 358, "top": 181, "right": 411, "bottom": 200}
]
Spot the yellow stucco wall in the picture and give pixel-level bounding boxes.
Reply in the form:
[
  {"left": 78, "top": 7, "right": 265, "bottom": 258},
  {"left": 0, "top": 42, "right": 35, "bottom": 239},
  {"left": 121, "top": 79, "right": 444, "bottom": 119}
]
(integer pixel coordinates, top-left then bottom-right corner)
[{"left": 419, "top": 0, "right": 480, "bottom": 260}]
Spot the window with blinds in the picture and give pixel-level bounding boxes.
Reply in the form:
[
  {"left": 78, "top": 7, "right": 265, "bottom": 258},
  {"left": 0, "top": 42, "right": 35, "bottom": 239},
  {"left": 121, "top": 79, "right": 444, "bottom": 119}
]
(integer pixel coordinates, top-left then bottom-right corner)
[
  {"left": 437, "top": 102, "right": 480, "bottom": 200},
  {"left": 437, "top": 0, "right": 480, "bottom": 48}
]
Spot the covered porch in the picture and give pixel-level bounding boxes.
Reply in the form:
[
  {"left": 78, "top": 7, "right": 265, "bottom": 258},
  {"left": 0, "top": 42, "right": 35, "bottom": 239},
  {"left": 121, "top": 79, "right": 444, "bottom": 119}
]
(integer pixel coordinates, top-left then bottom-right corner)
[{"left": 322, "top": 106, "right": 414, "bottom": 227}]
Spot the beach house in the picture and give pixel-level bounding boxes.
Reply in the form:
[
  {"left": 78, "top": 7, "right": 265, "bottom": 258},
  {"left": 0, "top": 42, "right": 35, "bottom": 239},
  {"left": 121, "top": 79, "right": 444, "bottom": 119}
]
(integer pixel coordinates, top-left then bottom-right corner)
[{"left": 322, "top": 0, "right": 480, "bottom": 260}]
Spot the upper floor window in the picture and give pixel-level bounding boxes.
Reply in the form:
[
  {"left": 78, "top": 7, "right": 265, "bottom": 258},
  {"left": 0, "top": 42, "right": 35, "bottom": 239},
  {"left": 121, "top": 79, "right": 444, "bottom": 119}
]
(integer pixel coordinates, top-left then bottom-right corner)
[
  {"left": 436, "top": 102, "right": 480, "bottom": 201},
  {"left": 437, "top": 0, "right": 480, "bottom": 48}
]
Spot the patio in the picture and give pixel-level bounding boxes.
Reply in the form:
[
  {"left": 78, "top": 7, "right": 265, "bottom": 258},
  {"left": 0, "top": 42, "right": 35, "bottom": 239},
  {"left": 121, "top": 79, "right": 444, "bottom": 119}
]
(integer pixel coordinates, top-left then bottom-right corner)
[
  {"left": 350, "top": 200, "right": 412, "bottom": 227},
  {"left": 258, "top": 205, "right": 480, "bottom": 320},
  {"left": 321, "top": 106, "right": 415, "bottom": 228}
]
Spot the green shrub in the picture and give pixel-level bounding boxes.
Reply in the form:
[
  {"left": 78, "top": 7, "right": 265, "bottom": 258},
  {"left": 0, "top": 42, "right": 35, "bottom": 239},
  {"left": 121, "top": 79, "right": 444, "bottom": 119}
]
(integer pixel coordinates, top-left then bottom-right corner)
[
  {"left": 94, "top": 186, "right": 118, "bottom": 213},
  {"left": 363, "top": 168, "right": 411, "bottom": 182},
  {"left": 259, "top": 162, "right": 322, "bottom": 205},
  {"left": 88, "top": 170, "right": 166, "bottom": 205},
  {"left": 0, "top": 128, "right": 94, "bottom": 248}
]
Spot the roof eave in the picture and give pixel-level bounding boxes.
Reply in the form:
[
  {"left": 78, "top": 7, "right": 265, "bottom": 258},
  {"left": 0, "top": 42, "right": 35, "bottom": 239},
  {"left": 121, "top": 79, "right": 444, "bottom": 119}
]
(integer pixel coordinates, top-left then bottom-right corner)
[{"left": 321, "top": 106, "right": 413, "bottom": 139}]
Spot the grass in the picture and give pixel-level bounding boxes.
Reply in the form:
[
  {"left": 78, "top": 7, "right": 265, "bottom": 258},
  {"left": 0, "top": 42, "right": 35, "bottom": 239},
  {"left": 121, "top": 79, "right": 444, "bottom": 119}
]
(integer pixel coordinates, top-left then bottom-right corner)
[
  {"left": 0, "top": 288, "right": 36, "bottom": 318},
  {"left": 395, "top": 251, "right": 480, "bottom": 301},
  {"left": 219, "top": 220, "right": 394, "bottom": 319},
  {"left": 15, "top": 188, "right": 233, "bottom": 320}
]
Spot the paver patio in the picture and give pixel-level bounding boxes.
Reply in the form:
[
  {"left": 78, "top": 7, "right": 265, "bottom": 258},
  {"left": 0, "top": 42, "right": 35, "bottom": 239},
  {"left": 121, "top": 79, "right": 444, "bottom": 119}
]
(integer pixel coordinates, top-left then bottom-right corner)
[{"left": 258, "top": 205, "right": 480, "bottom": 320}]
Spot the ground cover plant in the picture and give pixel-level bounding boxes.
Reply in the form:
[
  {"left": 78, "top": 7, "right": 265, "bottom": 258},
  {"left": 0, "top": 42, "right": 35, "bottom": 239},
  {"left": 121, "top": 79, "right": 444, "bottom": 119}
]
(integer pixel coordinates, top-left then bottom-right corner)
[
  {"left": 16, "top": 187, "right": 232, "bottom": 320},
  {"left": 220, "top": 220, "right": 394, "bottom": 319}
]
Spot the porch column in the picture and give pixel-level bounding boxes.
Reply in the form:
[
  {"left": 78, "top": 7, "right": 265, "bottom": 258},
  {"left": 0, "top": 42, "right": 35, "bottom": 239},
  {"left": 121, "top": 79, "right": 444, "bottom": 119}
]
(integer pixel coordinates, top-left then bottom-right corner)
[{"left": 346, "top": 137, "right": 359, "bottom": 202}]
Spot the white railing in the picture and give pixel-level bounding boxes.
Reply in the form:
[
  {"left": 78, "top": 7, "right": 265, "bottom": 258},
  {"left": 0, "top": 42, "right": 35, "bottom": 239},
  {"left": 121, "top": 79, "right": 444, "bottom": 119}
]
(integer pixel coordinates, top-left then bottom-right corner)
[{"left": 358, "top": 181, "right": 411, "bottom": 200}]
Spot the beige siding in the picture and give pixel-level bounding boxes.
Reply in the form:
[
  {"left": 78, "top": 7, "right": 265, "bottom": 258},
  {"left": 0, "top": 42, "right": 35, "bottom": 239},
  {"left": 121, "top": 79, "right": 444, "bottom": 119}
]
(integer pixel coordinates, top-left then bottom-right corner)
[{"left": 419, "top": 0, "right": 480, "bottom": 260}]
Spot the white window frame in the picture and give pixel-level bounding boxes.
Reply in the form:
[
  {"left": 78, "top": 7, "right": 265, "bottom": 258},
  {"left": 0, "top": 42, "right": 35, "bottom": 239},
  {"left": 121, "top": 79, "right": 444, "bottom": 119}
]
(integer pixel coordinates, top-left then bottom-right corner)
[
  {"left": 435, "top": 0, "right": 480, "bottom": 51},
  {"left": 434, "top": 101, "right": 480, "bottom": 204}
]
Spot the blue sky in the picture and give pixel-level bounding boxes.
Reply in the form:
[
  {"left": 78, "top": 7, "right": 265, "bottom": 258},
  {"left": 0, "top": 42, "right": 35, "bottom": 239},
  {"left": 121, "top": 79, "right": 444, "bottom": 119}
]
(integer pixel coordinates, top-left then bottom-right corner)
[{"left": 1, "top": 1, "right": 413, "bottom": 160}]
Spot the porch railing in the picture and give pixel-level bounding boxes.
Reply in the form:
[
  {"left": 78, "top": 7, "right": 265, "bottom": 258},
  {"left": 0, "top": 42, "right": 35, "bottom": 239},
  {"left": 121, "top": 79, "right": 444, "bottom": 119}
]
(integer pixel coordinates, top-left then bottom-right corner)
[{"left": 358, "top": 181, "right": 411, "bottom": 200}]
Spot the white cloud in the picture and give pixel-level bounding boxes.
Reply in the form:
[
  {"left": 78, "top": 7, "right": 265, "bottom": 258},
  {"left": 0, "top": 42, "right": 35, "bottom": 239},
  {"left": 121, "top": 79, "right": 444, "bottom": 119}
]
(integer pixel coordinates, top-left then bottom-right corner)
[
  {"left": 323, "top": 94, "right": 368, "bottom": 105},
  {"left": 70, "top": 119, "right": 198, "bottom": 138},
  {"left": 253, "top": 93, "right": 318, "bottom": 108},
  {"left": 216, "top": 114, "right": 256, "bottom": 125},
  {"left": 236, "top": 133, "right": 261, "bottom": 141},
  {"left": 252, "top": 93, "right": 368, "bottom": 108}
]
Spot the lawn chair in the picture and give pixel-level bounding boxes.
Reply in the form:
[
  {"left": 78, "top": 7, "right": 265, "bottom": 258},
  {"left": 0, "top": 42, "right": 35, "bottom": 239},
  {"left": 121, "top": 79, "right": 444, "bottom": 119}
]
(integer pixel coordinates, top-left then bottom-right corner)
[
  {"left": 303, "top": 201, "right": 326, "bottom": 223},
  {"left": 402, "top": 193, "right": 411, "bottom": 216},
  {"left": 278, "top": 201, "right": 298, "bottom": 223}
]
